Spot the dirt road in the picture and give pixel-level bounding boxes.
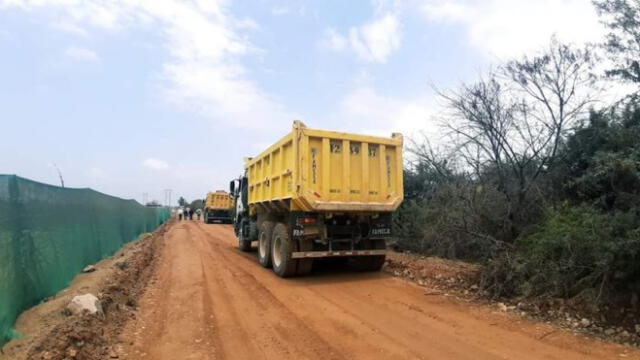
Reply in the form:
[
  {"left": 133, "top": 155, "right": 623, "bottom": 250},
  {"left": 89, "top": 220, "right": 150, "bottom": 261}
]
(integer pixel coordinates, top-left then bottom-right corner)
[{"left": 121, "top": 220, "right": 639, "bottom": 360}]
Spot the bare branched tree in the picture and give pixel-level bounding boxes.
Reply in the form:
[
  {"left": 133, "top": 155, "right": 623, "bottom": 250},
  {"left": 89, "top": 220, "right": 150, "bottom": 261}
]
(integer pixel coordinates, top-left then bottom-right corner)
[
  {"left": 435, "top": 39, "right": 598, "bottom": 241},
  {"left": 503, "top": 37, "right": 598, "bottom": 163},
  {"left": 407, "top": 133, "right": 455, "bottom": 181}
]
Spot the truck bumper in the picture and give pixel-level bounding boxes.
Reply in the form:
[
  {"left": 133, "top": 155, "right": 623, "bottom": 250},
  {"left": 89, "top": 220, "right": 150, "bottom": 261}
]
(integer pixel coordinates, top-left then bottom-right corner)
[
  {"left": 206, "top": 217, "right": 232, "bottom": 223},
  {"left": 291, "top": 249, "right": 386, "bottom": 259}
]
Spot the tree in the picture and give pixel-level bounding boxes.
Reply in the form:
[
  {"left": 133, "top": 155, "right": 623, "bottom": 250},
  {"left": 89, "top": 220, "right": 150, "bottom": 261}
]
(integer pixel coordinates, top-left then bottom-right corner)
[
  {"left": 190, "top": 199, "right": 204, "bottom": 210},
  {"left": 441, "top": 76, "right": 539, "bottom": 242},
  {"left": 594, "top": 0, "right": 640, "bottom": 84},
  {"left": 502, "top": 37, "right": 598, "bottom": 164},
  {"left": 178, "top": 196, "right": 188, "bottom": 207},
  {"left": 146, "top": 200, "right": 161, "bottom": 207},
  {"left": 560, "top": 103, "right": 640, "bottom": 210},
  {"left": 436, "top": 39, "right": 597, "bottom": 242}
]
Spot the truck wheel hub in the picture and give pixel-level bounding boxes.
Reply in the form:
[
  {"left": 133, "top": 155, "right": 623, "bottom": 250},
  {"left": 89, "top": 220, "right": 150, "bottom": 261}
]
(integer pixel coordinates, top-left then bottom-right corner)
[
  {"left": 273, "top": 236, "right": 283, "bottom": 267},
  {"left": 259, "top": 233, "right": 268, "bottom": 258}
]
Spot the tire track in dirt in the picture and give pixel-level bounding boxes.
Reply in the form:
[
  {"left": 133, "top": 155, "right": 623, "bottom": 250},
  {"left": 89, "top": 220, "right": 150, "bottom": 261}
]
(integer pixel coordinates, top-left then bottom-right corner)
[
  {"left": 197, "top": 258, "right": 224, "bottom": 360},
  {"left": 192, "top": 222, "right": 349, "bottom": 360},
  {"left": 201, "top": 226, "right": 423, "bottom": 359},
  {"left": 131, "top": 225, "right": 177, "bottom": 356},
  {"left": 124, "top": 224, "right": 217, "bottom": 359},
  {"left": 192, "top": 223, "right": 502, "bottom": 359}
]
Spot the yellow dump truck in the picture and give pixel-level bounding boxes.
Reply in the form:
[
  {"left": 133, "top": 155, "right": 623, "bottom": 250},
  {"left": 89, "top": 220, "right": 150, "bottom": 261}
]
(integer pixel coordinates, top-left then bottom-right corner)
[
  {"left": 230, "top": 121, "right": 403, "bottom": 277},
  {"left": 204, "top": 190, "right": 233, "bottom": 224}
]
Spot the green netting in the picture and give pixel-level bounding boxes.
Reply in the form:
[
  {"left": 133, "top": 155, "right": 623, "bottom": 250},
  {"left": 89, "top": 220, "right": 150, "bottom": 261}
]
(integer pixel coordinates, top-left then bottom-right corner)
[{"left": 0, "top": 175, "right": 170, "bottom": 345}]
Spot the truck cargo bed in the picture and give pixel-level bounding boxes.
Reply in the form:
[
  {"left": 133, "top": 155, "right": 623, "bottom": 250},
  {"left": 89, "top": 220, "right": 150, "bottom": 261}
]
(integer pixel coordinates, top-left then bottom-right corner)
[{"left": 246, "top": 121, "right": 403, "bottom": 213}]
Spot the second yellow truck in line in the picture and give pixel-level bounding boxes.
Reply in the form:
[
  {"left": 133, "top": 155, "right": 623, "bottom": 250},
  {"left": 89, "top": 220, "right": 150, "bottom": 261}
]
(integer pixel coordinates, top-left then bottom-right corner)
[{"left": 203, "top": 190, "right": 233, "bottom": 223}]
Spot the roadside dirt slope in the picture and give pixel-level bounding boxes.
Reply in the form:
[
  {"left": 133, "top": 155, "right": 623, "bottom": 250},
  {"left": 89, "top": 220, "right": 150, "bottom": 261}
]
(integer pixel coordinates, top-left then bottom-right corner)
[
  {"left": 121, "top": 220, "right": 640, "bottom": 360},
  {"left": 0, "top": 223, "right": 169, "bottom": 360}
]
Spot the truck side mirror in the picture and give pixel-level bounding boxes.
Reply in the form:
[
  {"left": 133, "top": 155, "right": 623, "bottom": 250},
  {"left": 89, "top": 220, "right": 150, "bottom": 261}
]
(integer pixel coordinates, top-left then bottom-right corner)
[{"left": 229, "top": 180, "right": 235, "bottom": 195}]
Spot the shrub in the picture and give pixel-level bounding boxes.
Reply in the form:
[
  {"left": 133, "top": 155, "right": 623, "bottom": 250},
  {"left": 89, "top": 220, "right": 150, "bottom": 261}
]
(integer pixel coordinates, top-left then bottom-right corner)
[
  {"left": 393, "top": 182, "right": 510, "bottom": 261},
  {"left": 483, "top": 205, "right": 640, "bottom": 303}
]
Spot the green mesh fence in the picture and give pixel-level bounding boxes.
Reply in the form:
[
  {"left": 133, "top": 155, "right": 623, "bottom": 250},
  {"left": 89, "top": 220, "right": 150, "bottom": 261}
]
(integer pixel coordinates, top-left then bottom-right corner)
[{"left": 0, "top": 175, "right": 170, "bottom": 346}]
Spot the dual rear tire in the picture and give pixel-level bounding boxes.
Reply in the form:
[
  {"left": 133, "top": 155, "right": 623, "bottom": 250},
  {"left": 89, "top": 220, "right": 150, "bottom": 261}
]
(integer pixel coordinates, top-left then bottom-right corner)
[
  {"left": 250, "top": 221, "right": 385, "bottom": 277},
  {"left": 269, "top": 222, "right": 314, "bottom": 277}
]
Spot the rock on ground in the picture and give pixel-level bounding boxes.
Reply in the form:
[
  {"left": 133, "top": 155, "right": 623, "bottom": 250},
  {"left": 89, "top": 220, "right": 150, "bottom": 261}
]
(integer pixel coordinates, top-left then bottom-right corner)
[{"left": 67, "top": 294, "right": 103, "bottom": 316}]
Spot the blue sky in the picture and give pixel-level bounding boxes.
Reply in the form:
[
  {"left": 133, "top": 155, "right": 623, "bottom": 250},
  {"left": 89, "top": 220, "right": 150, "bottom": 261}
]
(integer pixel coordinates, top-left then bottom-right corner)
[{"left": 0, "top": 0, "right": 605, "bottom": 204}]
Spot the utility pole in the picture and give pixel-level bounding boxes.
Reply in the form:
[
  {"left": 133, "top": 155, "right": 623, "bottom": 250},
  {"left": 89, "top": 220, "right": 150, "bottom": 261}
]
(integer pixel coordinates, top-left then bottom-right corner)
[
  {"left": 164, "top": 189, "right": 172, "bottom": 207},
  {"left": 53, "top": 163, "right": 65, "bottom": 188}
]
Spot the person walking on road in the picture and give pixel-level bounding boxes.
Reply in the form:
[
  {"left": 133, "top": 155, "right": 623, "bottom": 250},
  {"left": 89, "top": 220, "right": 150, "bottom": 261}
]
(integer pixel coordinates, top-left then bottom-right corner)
[
  {"left": 196, "top": 208, "right": 202, "bottom": 221},
  {"left": 189, "top": 208, "right": 194, "bottom": 220},
  {"left": 177, "top": 208, "right": 183, "bottom": 221}
]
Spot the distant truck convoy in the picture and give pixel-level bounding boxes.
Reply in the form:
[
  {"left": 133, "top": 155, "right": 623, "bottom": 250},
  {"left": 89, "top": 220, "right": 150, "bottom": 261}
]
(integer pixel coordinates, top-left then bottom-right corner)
[
  {"left": 204, "top": 190, "right": 233, "bottom": 223},
  {"left": 230, "top": 121, "right": 403, "bottom": 277}
]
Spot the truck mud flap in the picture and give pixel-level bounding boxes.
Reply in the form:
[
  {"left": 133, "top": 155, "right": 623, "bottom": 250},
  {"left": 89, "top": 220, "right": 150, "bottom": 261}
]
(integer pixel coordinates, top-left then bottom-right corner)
[{"left": 291, "top": 250, "right": 386, "bottom": 259}]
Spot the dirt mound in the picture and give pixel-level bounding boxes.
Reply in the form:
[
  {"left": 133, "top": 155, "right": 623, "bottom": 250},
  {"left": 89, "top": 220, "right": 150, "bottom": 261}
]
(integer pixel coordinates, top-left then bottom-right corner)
[
  {"left": 2, "top": 221, "right": 170, "bottom": 360},
  {"left": 384, "top": 250, "right": 640, "bottom": 348},
  {"left": 384, "top": 251, "right": 482, "bottom": 295}
]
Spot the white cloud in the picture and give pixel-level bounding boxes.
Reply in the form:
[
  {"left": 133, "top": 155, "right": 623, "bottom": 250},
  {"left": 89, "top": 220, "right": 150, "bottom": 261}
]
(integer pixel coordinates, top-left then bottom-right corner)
[
  {"left": 321, "top": 5, "right": 401, "bottom": 63},
  {"left": 64, "top": 46, "right": 99, "bottom": 62},
  {"left": 422, "top": 0, "right": 604, "bottom": 59},
  {"left": 321, "top": 28, "right": 348, "bottom": 51},
  {"left": 1, "top": 0, "right": 293, "bottom": 133},
  {"left": 336, "top": 86, "right": 439, "bottom": 139},
  {"left": 86, "top": 167, "right": 105, "bottom": 178},
  {"left": 350, "top": 14, "right": 401, "bottom": 63},
  {"left": 142, "top": 158, "right": 170, "bottom": 171},
  {"left": 271, "top": 3, "right": 307, "bottom": 17},
  {"left": 52, "top": 20, "right": 88, "bottom": 36},
  {"left": 271, "top": 6, "right": 289, "bottom": 16}
]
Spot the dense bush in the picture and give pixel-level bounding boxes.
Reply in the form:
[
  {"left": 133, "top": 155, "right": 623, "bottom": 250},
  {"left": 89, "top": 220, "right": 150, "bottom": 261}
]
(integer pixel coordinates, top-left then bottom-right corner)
[
  {"left": 394, "top": 185, "right": 505, "bottom": 261},
  {"left": 482, "top": 205, "right": 640, "bottom": 303},
  {"left": 478, "top": 104, "right": 640, "bottom": 302},
  {"left": 562, "top": 106, "right": 640, "bottom": 211}
]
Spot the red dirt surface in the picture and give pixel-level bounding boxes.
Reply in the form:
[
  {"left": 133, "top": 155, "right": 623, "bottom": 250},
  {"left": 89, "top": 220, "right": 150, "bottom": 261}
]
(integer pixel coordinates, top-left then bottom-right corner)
[{"left": 119, "top": 220, "right": 640, "bottom": 359}]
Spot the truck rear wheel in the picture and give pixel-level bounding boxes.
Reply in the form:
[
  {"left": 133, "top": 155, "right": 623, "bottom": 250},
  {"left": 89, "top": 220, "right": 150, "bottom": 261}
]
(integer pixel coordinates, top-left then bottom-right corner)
[
  {"left": 271, "top": 223, "right": 298, "bottom": 277},
  {"left": 258, "top": 221, "right": 275, "bottom": 268},
  {"left": 238, "top": 219, "right": 252, "bottom": 252}
]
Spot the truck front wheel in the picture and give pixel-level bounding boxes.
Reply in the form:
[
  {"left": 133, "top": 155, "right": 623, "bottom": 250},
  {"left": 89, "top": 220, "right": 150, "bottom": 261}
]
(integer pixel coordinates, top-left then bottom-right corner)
[
  {"left": 271, "top": 223, "right": 298, "bottom": 277},
  {"left": 258, "top": 221, "right": 275, "bottom": 267},
  {"left": 238, "top": 219, "right": 252, "bottom": 252}
]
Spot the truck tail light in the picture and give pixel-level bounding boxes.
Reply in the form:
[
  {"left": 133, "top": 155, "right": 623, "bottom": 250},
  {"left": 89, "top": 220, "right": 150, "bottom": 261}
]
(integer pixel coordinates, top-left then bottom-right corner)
[{"left": 302, "top": 217, "right": 317, "bottom": 225}]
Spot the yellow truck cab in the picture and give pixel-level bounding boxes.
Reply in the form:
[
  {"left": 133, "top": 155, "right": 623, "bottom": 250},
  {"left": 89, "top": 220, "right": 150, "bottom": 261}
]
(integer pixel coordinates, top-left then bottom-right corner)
[{"left": 230, "top": 121, "right": 403, "bottom": 277}]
